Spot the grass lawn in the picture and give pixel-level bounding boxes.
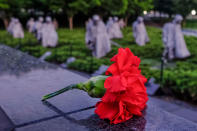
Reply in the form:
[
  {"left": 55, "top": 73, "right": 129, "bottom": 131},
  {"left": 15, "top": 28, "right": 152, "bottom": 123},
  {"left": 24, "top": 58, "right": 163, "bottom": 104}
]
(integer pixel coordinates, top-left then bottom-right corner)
[{"left": 0, "top": 26, "right": 197, "bottom": 102}]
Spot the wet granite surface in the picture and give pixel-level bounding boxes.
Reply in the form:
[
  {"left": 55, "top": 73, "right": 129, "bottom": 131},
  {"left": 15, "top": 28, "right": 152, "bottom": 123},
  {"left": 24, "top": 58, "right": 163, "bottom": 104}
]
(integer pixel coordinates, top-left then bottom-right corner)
[
  {"left": 0, "top": 45, "right": 197, "bottom": 131},
  {"left": 0, "top": 45, "right": 57, "bottom": 76},
  {"left": 15, "top": 91, "right": 197, "bottom": 131},
  {"left": 44, "top": 92, "right": 197, "bottom": 131},
  {"left": 0, "top": 106, "right": 14, "bottom": 131}
]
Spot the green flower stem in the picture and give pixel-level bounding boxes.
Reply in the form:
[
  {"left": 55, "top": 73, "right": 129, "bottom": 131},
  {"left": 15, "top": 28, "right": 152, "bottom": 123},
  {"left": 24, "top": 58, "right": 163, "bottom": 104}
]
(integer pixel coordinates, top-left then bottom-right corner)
[
  {"left": 42, "top": 75, "right": 108, "bottom": 101},
  {"left": 42, "top": 84, "right": 77, "bottom": 101}
]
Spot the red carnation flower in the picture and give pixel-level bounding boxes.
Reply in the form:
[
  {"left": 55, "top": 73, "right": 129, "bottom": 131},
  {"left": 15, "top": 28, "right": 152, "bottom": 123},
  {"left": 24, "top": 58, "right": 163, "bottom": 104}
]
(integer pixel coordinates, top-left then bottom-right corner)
[{"left": 95, "top": 48, "right": 148, "bottom": 124}]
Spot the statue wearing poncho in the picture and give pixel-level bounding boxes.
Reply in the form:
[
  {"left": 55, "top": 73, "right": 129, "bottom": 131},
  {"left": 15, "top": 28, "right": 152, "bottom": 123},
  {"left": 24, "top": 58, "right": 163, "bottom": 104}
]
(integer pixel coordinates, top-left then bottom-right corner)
[
  {"left": 90, "top": 15, "right": 111, "bottom": 58},
  {"left": 41, "top": 17, "right": 58, "bottom": 48},
  {"left": 85, "top": 18, "right": 94, "bottom": 49},
  {"left": 33, "top": 17, "right": 44, "bottom": 41},
  {"left": 106, "top": 17, "right": 114, "bottom": 33},
  {"left": 132, "top": 16, "right": 149, "bottom": 46},
  {"left": 7, "top": 17, "right": 15, "bottom": 35},
  {"left": 27, "top": 18, "right": 35, "bottom": 33},
  {"left": 162, "top": 14, "right": 190, "bottom": 60},
  {"left": 12, "top": 19, "right": 24, "bottom": 38},
  {"left": 108, "top": 17, "right": 123, "bottom": 39}
]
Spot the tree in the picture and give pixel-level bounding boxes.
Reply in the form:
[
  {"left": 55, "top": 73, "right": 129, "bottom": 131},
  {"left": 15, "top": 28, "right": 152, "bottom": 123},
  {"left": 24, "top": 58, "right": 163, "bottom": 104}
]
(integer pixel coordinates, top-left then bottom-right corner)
[
  {"left": 154, "top": 0, "right": 174, "bottom": 18},
  {"left": 0, "top": 0, "right": 10, "bottom": 28},
  {"left": 124, "top": 0, "right": 153, "bottom": 25},
  {"left": 173, "top": 0, "right": 197, "bottom": 19},
  {"left": 154, "top": 0, "right": 197, "bottom": 19},
  {"left": 47, "top": 0, "right": 101, "bottom": 30},
  {"left": 0, "top": 0, "right": 34, "bottom": 28},
  {"left": 66, "top": 0, "right": 91, "bottom": 30},
  {"left": 94, "top": 0, "right": 153, "bottom": 25},
  {"left": 99, "top": 0, "right": 128, "bottom": 16}
]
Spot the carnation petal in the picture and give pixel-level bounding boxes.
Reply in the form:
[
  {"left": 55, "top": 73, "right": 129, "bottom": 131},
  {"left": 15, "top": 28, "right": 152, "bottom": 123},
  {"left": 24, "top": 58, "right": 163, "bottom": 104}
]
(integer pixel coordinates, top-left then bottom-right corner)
[
  {"left": 95, "top": 48, "right": 148, "bottom": 124},
  {"left": 104, "top": 75, "right": 126, "bottom": 92},
  {"left": 105, "top": 63, "right": 119, "bottom": 75},
  {"left": 95, "top": 102, "right": 119, "bottom": 120}
]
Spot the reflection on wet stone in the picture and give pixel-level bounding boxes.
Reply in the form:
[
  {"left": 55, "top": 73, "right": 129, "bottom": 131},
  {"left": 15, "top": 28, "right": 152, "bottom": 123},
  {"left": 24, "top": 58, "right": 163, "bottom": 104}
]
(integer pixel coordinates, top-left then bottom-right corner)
[
  {"left": 76, "top": 112, "right": 146, "bottom": 131},
  {"left": 42, "top": 89, "right": 197, "bottom": 131},
  {"left": 44, "top": 99, "right": 146, "bottom": 131}
]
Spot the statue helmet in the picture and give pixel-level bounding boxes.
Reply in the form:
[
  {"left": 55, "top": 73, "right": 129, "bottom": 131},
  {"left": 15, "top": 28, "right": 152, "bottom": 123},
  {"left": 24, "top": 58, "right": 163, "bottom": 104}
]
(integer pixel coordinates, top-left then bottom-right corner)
[
  {"left": 174, "top": 14, "right": 183, "bottom": 23},
  {"left": 46, "top": 16, "right": 52, "bottom": 22},
  {"left": 92, "top": 15, "right": 100, "bottom": 21},
  {"left": 137, "top": 16, "right": 143, "bottom": 22},
  {"left": 14, "top": 18, "right": 19, "bottom": 23},
  {"left": 38, "top": 17, "right": 44, "bottom": 22},
  {"left": 113, "top": 16, "right": 119, "bottom": 22}
]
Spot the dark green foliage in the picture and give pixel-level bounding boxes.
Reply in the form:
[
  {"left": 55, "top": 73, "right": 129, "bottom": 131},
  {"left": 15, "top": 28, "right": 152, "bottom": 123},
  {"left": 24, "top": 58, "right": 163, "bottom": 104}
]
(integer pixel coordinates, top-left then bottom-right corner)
[
  {"left": 184, "top": 19, "right": 197, "bottom": 30},
  {"left": 154, "top": 0, "right": 174, "bottom": 17},
  {"left": 153, "top": 0, "right": 197, "bottom": 19}
]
